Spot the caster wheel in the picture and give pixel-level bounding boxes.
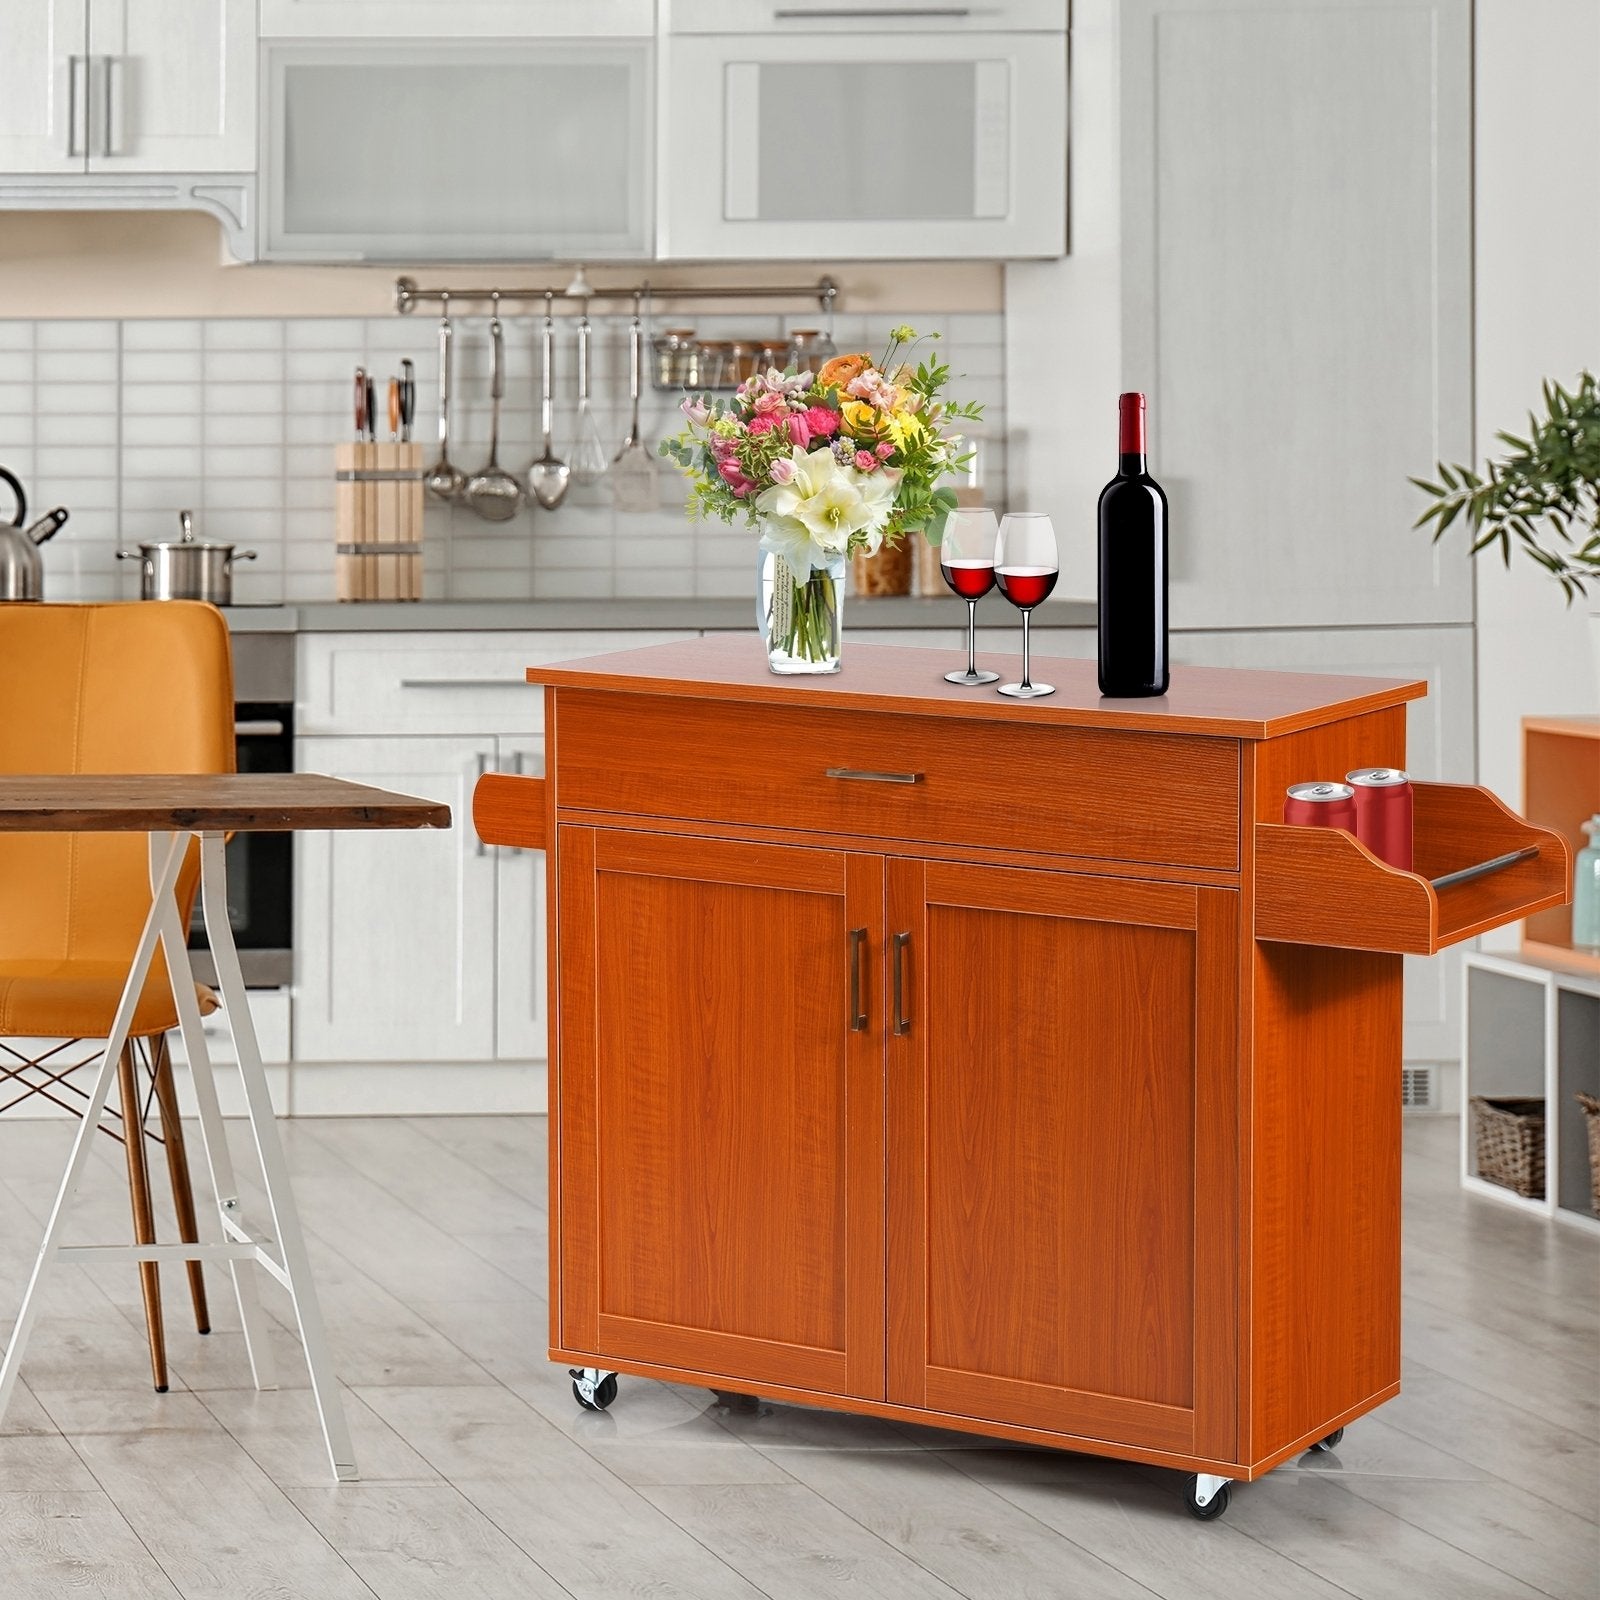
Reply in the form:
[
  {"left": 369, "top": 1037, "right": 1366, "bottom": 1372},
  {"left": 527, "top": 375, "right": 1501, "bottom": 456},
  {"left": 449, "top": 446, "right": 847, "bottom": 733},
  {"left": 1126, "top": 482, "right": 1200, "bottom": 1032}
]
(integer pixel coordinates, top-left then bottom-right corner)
[
  {"left": 570, "top": 1368, "right": 618, "bottom": 1412},
  {"left": 1311, "top": 1427, "right": 1345, "bottom": 1453},
  {"left": 1185, "top": 1475, "right": 1231, "bottom": 1521}
]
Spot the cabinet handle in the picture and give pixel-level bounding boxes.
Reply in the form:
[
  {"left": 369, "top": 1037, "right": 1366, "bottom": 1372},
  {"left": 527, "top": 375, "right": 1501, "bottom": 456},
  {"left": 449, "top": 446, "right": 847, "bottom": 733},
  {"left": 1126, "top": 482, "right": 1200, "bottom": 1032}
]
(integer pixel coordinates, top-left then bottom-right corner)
[
  {"left": 892, "top": 932, "right": 911, "bottom": 1036},
  {"left": 66, "top": 56, "right": 87, "bottom": 158},
  {"left": 773, "top": 7, "right": 972, "bottom": 17},
  {"left": 399, "top": 677, "right": 518, "bottom": 690},
  {"left": 825, "top": 767, "right": 923, "bottom": 785},
  {"left": 474, "top": 752, "right": 491, "bottom": 855},
  {"left": 100, "top": 55, "right": 116, "bottom": 158},
  {"left": 848, "top": 927, "right": 867, "bottom": 1032}
]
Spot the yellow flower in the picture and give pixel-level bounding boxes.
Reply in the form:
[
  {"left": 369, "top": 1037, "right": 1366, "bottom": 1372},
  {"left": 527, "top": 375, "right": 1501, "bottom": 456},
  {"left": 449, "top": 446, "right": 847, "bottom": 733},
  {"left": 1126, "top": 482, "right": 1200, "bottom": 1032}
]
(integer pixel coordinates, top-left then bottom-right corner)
[
  {"left": 841, "top": 400, "right": 884, "bottom": 440},
  {"left": 886, "top": 409, "right": 926, "bottom": 449}
]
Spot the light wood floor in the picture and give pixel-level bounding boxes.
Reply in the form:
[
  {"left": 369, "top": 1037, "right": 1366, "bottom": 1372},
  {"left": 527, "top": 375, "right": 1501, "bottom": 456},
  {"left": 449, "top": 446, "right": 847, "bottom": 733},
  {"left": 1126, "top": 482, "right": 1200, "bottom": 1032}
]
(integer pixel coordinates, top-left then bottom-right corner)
[{"left": 0, "top": 1113, "right": 1594, "bottom": 1600}]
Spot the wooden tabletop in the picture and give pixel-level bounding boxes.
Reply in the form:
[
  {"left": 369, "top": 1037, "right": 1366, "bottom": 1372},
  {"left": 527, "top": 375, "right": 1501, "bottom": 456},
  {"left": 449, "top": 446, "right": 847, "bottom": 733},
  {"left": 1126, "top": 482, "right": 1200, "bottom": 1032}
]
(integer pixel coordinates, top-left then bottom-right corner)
[
  {"left": 0, "top": 775, "right": 451, "bottom": 833},
  {"left": 528, "top": 636, "right": 1427, "bottom": 740}
]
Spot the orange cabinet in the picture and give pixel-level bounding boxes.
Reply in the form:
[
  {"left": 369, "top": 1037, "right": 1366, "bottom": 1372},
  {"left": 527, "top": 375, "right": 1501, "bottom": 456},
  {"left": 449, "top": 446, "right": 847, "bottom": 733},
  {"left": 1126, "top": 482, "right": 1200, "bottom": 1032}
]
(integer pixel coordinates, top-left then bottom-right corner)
[{"left": 474, "top": 636, "right": 1569, "bottom": 1513}]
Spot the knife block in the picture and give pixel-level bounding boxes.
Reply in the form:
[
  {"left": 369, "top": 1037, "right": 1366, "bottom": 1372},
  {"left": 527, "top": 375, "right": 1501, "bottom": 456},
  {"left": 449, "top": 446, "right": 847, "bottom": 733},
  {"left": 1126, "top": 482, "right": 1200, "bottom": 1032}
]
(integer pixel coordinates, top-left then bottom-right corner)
[{"left": 335, "top": 442, "right": 425, "bottom": 602}]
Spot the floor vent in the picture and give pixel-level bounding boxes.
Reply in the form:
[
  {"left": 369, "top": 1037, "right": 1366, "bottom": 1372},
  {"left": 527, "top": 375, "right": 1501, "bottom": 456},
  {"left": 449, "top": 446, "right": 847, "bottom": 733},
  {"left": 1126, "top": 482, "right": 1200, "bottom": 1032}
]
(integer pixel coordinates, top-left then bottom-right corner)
[{"left": 1401, "top": 1064, "right": 1437, "bottom": 1111}]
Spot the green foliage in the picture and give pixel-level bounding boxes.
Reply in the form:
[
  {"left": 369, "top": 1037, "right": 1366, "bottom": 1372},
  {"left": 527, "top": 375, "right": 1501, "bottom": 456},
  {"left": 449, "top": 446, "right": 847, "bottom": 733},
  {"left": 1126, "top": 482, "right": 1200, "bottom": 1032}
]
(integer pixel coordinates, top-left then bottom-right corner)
[{"left": 1411, "top": 371, "right": 1600, "bottom": 602}]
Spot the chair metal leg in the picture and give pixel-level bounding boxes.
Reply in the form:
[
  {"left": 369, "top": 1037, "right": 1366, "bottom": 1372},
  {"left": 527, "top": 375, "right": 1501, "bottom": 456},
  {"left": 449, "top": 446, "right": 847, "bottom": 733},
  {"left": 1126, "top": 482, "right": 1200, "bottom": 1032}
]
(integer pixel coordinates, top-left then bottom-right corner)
[
  {"left": 149, "top": 1035, "right": 210, "bottom": 1336},
  {"left": 116, "top": 1044, "right": 168, "bottom": 1392}
]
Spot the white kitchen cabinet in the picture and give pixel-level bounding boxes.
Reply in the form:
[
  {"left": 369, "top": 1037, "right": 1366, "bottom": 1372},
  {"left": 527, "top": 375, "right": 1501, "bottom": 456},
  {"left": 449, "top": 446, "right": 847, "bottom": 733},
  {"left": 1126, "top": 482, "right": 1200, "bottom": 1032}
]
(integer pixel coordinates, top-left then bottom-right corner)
[
  {"left": 293, "top": 734, "right": 499, "bottom": 1065},
  {"left": 659, "top": 2, "right": 1067, "bottom": 260},
  {"left": 0, "top": 0, "right": 252, "bottom": 175},
  {"left": 1173, "top": 622, "right": 1475, "bottom": 1065},
  {"left": 494, "top": 736, "right": 547, "bottom": 1063},
  {"left": 1119, "top": 0, "right": 1472, "bottom": 629},
  {"left": 261, "top": 38, "right": 652, "bottom": 261},
  {"left": 0, "top": 1, "right": 89, "bottom": 172},
  {"left": 87, "top": 0, "right": 255, "bottom": 172}
]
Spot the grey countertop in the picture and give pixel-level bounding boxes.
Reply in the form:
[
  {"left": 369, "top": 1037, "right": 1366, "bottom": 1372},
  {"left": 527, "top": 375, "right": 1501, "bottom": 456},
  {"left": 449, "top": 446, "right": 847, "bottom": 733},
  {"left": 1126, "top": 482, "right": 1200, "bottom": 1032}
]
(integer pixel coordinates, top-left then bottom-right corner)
[{"left": 222, "top": 597, "right": 1097, "bottom": 634}]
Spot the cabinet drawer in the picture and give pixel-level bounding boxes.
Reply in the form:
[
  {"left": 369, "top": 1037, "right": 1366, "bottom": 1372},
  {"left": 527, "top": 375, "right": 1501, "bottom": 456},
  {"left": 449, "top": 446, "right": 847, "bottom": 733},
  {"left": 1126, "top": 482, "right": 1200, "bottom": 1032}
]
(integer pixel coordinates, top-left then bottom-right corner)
[
  {"left": 297, "top": 631, "right": 694, "bottom": 736},
  {"left": 556, "top": 692, "right": 1241, "bottom": 870}
]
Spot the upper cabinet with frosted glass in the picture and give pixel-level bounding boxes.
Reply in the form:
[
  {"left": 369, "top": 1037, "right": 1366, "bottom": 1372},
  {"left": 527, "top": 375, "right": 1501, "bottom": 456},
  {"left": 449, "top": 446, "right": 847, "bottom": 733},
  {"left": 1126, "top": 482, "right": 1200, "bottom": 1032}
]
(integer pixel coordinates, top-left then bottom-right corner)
[
  {"left": 657, "top": 0, "right": 1068, "bottom": 261},
  {"left": 259, "top": 27, "right": 654, "bottom": 261}
]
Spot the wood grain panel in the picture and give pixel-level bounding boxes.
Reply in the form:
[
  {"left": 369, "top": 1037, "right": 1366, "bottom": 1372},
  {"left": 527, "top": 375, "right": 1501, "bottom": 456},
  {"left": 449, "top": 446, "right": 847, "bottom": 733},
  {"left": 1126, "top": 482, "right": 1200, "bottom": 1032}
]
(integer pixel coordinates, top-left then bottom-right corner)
[
  {"left": 1254, "top": 784, "right": 1569, "bottom": 954},
  {"left": 1247, "top": 706, "right": 1407, "bottom": 824},
  {"left": 887, "top": 860, "right": 1238, "bottom": 1459},
  {"left": 472, "top": 772, "right": 545, "bottom": 850},
  {"left": 557, "top": 690, "right": 1241, "bottom": 871},
  {"left": 560, "top": 829, "right": 884, "bottom": 1399},
  {"left": 1249, "top": 942, "right": 1403, "bottom": 1461},
  {"left": 1522, "top": 716, "right": 1599, "bottom": 962},
  {"left": 533, "top": 635, "right": 1425, "bottom": 739}
]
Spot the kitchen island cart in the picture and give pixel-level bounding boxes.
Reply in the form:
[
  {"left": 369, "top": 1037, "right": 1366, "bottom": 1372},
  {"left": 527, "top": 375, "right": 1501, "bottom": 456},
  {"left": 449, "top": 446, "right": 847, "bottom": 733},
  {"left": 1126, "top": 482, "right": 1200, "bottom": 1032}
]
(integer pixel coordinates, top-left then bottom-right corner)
[{"left": 474, "top": 638, "right": 1568, "bottom": 1518}]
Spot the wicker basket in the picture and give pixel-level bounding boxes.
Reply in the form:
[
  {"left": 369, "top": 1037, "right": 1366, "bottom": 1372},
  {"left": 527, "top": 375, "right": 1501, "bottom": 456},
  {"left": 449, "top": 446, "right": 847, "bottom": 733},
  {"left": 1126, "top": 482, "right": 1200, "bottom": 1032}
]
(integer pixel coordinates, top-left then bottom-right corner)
[
  {"left": 1470, "top": 1096, "right": 1545, "bottom": 1199},
  {"left": 1578, "top": 1093, "right": 1600, "bottom": 1216}
]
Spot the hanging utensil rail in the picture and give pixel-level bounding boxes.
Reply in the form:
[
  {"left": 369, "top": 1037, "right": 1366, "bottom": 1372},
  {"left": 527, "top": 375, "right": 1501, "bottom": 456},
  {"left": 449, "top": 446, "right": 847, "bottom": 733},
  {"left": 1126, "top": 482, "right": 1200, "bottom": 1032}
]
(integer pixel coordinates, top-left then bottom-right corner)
[{"left": 393, "top": 275, "right": 839, "bottom": 315}]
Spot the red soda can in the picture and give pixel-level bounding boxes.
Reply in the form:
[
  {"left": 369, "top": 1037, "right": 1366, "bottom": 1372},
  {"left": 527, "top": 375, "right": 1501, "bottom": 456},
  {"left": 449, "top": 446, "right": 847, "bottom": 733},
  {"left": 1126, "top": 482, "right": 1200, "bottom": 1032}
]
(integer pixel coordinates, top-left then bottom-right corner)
[
  {"left": 1284, "top": 781, "right": 1357, "bottom": 831},
  {"left": 1346, "top": 767, "right": 1413, "bottom": 871}
]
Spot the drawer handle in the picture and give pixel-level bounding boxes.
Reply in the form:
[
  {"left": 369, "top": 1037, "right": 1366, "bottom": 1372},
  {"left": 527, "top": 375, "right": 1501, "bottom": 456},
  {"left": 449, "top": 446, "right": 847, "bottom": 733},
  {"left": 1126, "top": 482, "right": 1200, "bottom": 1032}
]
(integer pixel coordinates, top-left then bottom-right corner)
[
  {"left": 892, "top": 932, "right": 911, "bottom": 1036},
  {"left": 399, "top": 677, "right": 520, "bottom": 690},
  {"left": 825, "top": 767, "right": 923, "bottom": 785},
  {"left": 848, "top": 927, "right": 867, "bottom": 1032}
]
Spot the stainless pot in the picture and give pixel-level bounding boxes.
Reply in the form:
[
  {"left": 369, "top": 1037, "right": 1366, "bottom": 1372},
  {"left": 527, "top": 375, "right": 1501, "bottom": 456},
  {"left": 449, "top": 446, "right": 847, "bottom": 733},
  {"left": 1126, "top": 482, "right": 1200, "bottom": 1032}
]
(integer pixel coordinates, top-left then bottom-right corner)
[
  {"left": 0, "top": 460, "right": 68, "bottom": 601},
  {"left": 118, "top": 510, "right": 257, "bottom": 604}
]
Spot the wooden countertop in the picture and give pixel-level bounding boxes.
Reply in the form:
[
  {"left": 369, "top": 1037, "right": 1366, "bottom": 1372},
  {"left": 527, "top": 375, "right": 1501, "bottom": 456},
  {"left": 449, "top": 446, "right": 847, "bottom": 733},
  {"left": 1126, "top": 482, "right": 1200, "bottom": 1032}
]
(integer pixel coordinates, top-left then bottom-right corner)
[
  {"left": 0, "top": 774, "right": 451, "bottom": 833},
  {"left": 529, "top": 635, "right": 1427, "bottom": 740}
]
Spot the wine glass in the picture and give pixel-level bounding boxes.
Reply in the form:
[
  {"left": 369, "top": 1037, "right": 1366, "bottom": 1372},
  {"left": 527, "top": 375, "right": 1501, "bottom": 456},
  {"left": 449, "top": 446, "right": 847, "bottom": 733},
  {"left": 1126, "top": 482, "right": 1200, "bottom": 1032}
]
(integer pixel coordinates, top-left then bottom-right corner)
[
  {"left": 940, "top": 508, "right": 1000, "bottom": 686},
  {"left": 994, "top": 512, "right": 1059, "bottom": 699}
]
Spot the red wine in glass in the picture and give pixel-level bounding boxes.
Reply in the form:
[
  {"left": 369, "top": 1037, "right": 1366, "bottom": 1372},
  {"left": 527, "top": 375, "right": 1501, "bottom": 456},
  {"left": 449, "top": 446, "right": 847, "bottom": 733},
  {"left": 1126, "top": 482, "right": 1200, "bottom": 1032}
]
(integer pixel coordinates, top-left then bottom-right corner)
[
  {"left": 940, "top": 511, "right": 1001, "bottom": 686},
  {"left": 942, "top": 558, "right": 996, "bottom": 601},
  {"left": 994, "top": 514, "right": 1058, "bottom": 699},
  {"left": 994, "top": 566, "right": 1058, "bottom": 607}
]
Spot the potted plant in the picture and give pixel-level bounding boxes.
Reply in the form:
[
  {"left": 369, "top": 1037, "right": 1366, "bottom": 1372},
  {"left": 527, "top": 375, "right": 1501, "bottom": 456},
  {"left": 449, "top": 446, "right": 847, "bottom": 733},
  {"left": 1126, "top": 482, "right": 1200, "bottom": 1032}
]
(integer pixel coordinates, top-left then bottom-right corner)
[{"left": 1412, "top": 370, "right": 1600, "bottom": 695}]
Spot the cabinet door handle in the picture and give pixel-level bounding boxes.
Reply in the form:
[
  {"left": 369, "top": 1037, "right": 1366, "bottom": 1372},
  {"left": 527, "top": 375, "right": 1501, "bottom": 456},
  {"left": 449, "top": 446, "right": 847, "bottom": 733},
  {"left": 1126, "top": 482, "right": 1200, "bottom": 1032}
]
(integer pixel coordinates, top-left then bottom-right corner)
[
  {"left": 825, "top": 767, "right": 923, "bottom": 785},
  {"left": 100, "top": 55, "right": 116, "bottom": 159},
  {"left": 892, "top": 932, "right": 911, "bottom": 1036},
  {"left": 773, "top": 7, "right": 972, "bottom": 17},
  {"left": 848, "top": 927, "right": 867, "bottom": 1032},
  {"left": 399, "top": 677, "right": 518, "bottom": 690},
  {"left": 473, "top": 752, "right": 491, "bottom": 855},
  {"left": 66, "top": 56, "right": 87, "bottom": 158}
]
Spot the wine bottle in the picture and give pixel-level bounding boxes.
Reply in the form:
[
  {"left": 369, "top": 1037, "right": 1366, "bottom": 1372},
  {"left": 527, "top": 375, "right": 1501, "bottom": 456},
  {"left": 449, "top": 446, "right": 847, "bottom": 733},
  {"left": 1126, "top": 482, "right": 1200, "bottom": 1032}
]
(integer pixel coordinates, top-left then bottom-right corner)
[{"left": 1097, "top": 392, "right": 1169, "bottom": 697}]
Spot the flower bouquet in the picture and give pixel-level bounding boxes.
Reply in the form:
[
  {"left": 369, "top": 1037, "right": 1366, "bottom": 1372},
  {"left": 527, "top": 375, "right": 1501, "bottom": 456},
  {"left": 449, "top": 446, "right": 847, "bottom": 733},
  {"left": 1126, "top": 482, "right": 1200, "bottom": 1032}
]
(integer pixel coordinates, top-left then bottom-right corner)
[{"left": 660, "top": 327, "right": 983, "bottom": 673}]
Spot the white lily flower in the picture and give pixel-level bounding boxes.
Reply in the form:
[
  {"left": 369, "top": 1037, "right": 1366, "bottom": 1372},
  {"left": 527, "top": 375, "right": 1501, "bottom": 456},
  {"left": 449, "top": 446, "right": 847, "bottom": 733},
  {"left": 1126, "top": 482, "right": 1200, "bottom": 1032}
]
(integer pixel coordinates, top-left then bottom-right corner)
[{"left": 753, "top": 448, "right": 898, "bottom": 575}]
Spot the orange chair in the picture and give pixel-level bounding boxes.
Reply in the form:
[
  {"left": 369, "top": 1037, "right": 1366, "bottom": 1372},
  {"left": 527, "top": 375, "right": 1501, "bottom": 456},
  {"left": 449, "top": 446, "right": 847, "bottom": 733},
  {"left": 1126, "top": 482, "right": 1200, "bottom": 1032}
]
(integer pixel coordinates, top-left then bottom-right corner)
[{"left": 0, "top": 601, "right": 235, "bottom": 1392}]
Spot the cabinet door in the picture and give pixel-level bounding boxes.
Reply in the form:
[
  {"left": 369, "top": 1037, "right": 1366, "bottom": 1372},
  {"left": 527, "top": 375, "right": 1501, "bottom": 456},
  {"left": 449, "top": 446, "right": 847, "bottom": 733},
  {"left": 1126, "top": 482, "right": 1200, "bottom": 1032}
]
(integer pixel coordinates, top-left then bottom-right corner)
[
  {"left": 556, "top": 828, "right": 885, "bottom": 1400},
  {"left": 1120, "top": 0, "right": 1471, "bottom": 628},
  {"left": 261, "top": 39, "right": 652, "bottom": 261},
  {"left": 293, "top": 735, "right": 497, "bottom": 1064},
  {"left": 88, "top": 0, "right": 255, "bottom": 171},
  {"left": 0, "top": 0, "right": 88, "bottom": 174},
  {"left": 887, "top": 860, "right": 1239, "bottom": 1460},
  {"left": 659, "top": 29, "right": 1065, "bottom": 260},
  {"left": 494, "top": 735, "right": 547, "bottom": 1062}
]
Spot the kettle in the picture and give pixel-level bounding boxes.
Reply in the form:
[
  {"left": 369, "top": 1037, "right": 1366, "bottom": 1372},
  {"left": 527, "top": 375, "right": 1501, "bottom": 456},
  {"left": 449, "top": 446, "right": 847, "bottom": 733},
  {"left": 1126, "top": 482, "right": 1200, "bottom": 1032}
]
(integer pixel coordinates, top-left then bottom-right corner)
[{"left": 0, "top": 468, "right": 69, "bottom": 601}]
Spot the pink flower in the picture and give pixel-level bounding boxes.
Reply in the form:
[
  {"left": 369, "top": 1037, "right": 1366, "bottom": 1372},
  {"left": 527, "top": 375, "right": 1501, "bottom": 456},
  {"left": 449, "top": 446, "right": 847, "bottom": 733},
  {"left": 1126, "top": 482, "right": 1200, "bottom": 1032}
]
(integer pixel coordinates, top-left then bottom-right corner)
[
  {"left": 875, "top": 441, "right": 894, "bottom": 460},
  {"left": 786, "top": 413, "right": 812, "bottom": 448},
  {"left": 717, "top": 458, "right": 752, "bottom": 494},
  {"left": 752, "top": 391, "right": 788, "bottom": 415},
  {"left": 710, "top": 435, "right": 737, "bottom": 459},
  {"left": 679, "top": 395, "right": 710, "bottom": 425},
  {"left": 803, "top": 406, "right": 839, "bottom": 437},
  {"left": 769, "top": 455, "right": 796, "bottom": 485},
  {"left": 854, "top": 450, "right": 878, "bottom": 472},
  {"left": 745, "top": 411, "right": 781, "bottom": 435}
]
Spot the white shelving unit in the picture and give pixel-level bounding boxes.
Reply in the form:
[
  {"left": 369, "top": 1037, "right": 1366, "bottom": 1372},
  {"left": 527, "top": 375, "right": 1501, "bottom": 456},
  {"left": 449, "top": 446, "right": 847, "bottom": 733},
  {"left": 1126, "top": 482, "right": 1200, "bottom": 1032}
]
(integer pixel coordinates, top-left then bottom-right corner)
[{"left": 1460, "top": 950, "right": 1600, "bottom": 1234}]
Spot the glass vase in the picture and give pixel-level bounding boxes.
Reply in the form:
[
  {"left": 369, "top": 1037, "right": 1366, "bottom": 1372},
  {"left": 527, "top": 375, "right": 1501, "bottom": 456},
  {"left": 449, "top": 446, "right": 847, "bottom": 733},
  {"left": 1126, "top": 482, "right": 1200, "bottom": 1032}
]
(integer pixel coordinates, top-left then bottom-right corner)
[{"left": 757, "top": 548, "right": 844, "bottom": 675}]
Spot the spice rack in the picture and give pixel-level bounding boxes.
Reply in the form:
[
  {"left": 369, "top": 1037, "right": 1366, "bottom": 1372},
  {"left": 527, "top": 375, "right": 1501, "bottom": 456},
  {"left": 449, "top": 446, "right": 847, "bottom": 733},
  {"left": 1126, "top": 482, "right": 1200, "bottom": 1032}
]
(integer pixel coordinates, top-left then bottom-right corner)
[{"left": 1255, "top": 781, "right": 1570, "bottom": 954}]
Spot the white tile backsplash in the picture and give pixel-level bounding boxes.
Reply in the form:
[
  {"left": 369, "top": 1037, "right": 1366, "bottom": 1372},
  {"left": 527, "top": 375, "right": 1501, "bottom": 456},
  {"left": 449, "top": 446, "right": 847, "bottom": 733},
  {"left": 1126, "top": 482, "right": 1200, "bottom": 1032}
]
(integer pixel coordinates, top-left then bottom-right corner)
[{"left": 0, "top": 313, "right": 1006, "bottom": 605}]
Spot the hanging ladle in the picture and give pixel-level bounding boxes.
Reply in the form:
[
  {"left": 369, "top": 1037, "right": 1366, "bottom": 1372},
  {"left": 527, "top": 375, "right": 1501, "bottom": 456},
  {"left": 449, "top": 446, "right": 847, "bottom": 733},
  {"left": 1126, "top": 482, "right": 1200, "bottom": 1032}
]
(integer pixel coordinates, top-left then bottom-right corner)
[
  {"left": 527, "top": 292, "right": 570, "bottom": 510},
  {"left": 464, "top": 293, "right": 523, "bottom": 522},
  {"left": 424, "top": 293, "right": 465, "bottom": 502}
]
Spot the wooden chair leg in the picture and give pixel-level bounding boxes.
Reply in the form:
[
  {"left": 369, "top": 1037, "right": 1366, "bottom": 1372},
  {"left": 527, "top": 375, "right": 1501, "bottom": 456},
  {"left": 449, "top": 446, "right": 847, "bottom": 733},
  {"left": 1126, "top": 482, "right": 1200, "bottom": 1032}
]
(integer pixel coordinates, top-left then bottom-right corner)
[
  {"left": 115, "top": 1044, "right": 168, "bottom": 1393},
  {"left": 148, "top": 1035, "right": 210, "bottom": 1336}
]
